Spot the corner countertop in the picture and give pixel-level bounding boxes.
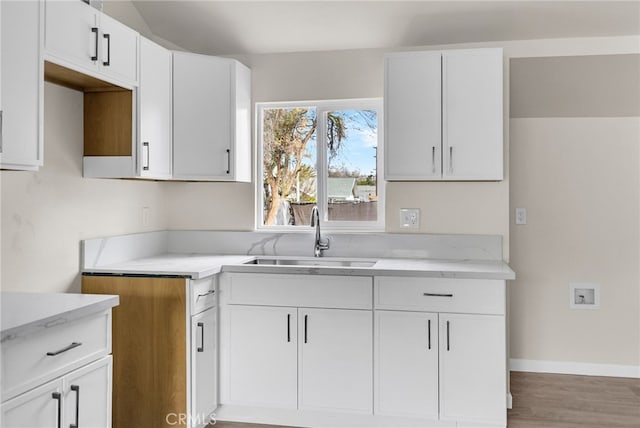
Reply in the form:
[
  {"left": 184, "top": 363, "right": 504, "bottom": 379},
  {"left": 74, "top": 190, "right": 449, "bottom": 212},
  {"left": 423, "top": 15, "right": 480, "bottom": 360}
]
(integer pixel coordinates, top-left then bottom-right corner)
[
  {"left": 1, "top": 292, "right": 119, "bottom": 342},
  {"left": 82, "top": 253, "right": 515, "bottom": 281}
]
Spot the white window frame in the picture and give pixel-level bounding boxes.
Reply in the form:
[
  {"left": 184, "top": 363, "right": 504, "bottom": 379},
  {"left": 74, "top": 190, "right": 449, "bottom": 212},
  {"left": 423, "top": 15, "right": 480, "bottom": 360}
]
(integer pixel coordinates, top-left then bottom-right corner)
[{"left": 256, "top": 98, "right": 385, "bottom": 231}]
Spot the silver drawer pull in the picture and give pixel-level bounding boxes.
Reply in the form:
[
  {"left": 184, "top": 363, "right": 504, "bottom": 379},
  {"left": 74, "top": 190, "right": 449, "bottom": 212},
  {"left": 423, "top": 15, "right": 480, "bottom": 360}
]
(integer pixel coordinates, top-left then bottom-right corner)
[
  {"left": 423, "top": 293, "right": 453, "bottom": 298},
  {"left": 196, "top": 289, "right": 215, "bottom": 300},
  {"left": 46, "top": 342, "right": 82, "bottom": 356}
]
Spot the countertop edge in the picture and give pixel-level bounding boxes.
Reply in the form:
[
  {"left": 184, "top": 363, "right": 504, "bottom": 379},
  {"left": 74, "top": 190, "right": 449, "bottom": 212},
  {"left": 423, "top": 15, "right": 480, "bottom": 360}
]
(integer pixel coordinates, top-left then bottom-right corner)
[
  {"left": 81, "top": 255, "right": 515, "bottom": 281},
  {"left": 1, "top": 295, "right": 120, "bottom": 342}
]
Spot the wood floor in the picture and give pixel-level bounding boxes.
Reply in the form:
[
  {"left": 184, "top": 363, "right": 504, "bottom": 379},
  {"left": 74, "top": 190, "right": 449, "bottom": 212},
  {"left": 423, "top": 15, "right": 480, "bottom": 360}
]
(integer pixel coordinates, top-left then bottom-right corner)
[
  {"left": 508, "top": 371, "right": 640, "bottom": 427},
  {"left": 212, "top": 371, "right": 640, "bottom": 428}
]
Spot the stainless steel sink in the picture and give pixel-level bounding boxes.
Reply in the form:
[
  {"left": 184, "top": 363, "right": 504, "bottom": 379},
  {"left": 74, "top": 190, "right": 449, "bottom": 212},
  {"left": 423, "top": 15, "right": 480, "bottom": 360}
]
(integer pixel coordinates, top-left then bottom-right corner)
[{"left": 244, "top": 257, "right": 376, "bottom": 268}]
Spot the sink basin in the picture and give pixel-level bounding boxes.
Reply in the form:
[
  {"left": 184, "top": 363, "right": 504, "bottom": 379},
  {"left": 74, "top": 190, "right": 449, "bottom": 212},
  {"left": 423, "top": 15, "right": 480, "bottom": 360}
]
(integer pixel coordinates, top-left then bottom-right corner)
[{"left": 244, "top": 257, "right": 376, "bottom": 268}]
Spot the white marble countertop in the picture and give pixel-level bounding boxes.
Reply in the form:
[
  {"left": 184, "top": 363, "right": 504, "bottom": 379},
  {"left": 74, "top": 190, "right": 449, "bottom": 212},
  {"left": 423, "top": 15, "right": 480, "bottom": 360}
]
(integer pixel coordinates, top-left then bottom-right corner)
[
  {"left": 82, "top": 253, "right": 515, "bottom": 280},
  {"left": 84, "top": 254, "right": 257, "bottom": 279},
  {"left": 1, "top": 292, "right": 119, "bottom": 342}
]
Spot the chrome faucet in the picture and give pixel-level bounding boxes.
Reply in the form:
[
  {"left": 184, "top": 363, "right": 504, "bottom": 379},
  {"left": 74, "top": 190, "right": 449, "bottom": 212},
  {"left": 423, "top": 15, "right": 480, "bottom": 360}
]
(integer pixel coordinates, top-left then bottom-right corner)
[{"left": 310, "top": 206, "right": 330, "bottom": 257}]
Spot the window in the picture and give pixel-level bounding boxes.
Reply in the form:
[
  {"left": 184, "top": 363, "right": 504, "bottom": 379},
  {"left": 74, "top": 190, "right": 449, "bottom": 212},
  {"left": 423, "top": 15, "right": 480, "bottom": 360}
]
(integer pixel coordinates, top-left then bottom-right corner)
[{"left": 257, "top": 99, "right": 384, "bottom": 230}]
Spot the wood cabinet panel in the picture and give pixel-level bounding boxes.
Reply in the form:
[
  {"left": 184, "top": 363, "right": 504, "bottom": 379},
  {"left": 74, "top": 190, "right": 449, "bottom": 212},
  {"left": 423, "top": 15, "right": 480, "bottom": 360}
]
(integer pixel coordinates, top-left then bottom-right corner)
[{"left": 82, "top": 276, "right": 187, "bottom": 428}]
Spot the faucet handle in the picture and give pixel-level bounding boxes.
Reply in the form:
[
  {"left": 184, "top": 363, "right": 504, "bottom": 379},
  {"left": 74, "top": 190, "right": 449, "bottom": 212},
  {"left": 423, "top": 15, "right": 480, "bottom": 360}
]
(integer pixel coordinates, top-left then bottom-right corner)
[{"left": 319, "top": 237, "right": 330, "bottom": 250}]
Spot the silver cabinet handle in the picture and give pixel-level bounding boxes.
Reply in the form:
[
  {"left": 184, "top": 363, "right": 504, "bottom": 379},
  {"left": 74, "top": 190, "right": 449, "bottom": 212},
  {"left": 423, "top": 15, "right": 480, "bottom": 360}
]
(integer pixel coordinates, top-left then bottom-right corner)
[
  {"left": 449, "top": 146, "right": 453, "bottom": 173},
  {"left": 226, "top": 148, "right": 231, "bottom": 174},
  {"left": 196, "top": 289, "right": 215, "bottom": 300},
  {"left": 91, "top": 28, "right": 98, "bottom": 61},
  {"left": 142, "top": 142, "right": 150, "bottom": 171},
  {"left": 197, "top": 322, "right": 204, "bottom": 352},
  {"left": 446, "top": 320, "right": 450, "bottom": 351},
  {"left": 70, "top": 385, "right": 80, "bottom": 428},
  {"left": 286, "top": 313, "right": 291, "bottom": 343},
  {"left": 423, "top": 292, "right": 453, "bottom": 298},
  {"left": 432, "top": 146, "right": 436, "bottom": 174},
  {"left": 46, "top": 342, "right": 82, "bottom": 356},
  {"left": 427, "top": 319, "right": 431, "bottom": 350}
]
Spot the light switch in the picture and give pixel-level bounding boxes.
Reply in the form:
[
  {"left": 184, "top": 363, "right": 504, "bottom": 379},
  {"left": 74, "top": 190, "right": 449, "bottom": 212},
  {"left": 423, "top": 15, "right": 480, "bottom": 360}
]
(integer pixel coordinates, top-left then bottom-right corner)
[{"left": 515, "top": 208, "right": 527, "bottom": 225}]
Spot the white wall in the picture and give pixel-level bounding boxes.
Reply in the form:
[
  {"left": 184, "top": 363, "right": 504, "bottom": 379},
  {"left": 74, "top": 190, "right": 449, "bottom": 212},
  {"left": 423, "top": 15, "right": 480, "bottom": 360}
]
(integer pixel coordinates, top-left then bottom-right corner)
[
  {"left": 510, "top": 117, "right": 640, "bottom": 367},
  {"left": 0, "top": 83, "right": 168, "bottom": 293}
]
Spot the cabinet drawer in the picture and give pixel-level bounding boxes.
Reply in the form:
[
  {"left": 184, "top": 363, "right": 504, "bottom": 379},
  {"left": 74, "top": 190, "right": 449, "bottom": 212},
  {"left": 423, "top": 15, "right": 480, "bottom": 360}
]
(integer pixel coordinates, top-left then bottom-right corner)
[
  {"left": 375, "top": 277, "right": 504, "bottom": 315},
  {"left": 2, "top": 310, "right": 111, "bottom": 400},
  {"left": 227, "top": 273, "right": 373, "bottom": 309},
  {"left": 191, "top": 277, "right": 217, "bottom": 314}
]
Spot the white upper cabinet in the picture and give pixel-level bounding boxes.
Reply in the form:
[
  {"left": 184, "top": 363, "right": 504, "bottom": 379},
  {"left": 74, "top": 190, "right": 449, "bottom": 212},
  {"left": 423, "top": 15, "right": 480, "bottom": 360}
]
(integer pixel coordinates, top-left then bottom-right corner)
[
  {"left": 44, "top": 0, "right": 138, "bottom": 87},
  {"left": 138, "top": 37, "right": 172, "bottom": 179},
  {"left": 0, "top": 0, "right": 43, "bottom": 170},
  {"left": 44, "top": 0, "right": 99, "bottom": 73},
  {"left": 385, "top": 48, "right": 503, "bottom": 181},
  {"left": 173, "top": 52, "right": 251, "bottom": 182},
  {"left": 384, "top": 51, "right": 441, "bottom": 180},
  {"left": 442, "top": 49, "right": 503, "bottom": 180},
  {"left": 96, "top": 13, "right": 138, "bottom": 85}
]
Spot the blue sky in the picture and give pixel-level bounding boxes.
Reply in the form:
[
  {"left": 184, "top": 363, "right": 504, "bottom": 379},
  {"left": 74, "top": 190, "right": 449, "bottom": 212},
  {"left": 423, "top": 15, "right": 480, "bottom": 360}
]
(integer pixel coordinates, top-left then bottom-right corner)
[{"left": 303, "top": 110, "right": 378, "bottom": 177}]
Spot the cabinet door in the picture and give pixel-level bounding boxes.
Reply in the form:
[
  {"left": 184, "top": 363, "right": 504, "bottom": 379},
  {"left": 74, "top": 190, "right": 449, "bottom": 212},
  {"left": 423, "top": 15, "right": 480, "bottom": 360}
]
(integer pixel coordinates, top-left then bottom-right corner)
[
  {"left": 227, "top": 305, "right": 297, "bottom": 407},
  {"left": 139, "top": 37, "right": 172, "bottom": 179},
  {"left": 63, "top": 355, "right": 112, "bottom": 428},
  {"left": 1, "top": 378, "right": 63, "bottom": 428},
  {"left": 298, "top": 308, "right": 372, "bottom": 413},
  {"left": 1, "top": 0, "right": 43, "bottom": 170},
  {"left": 173, "top": 52, "right": 232, "bottom": 180},
  {"left": 98, "top": 13, "right": 138, "bottom": 85},
  {"left": 374, "top": 311, "right": 438, "bottom": 418},
  {"left": 442, "top": 49, "right": 503, "bottom": 180},
  {"left": 384, "top": 52, "right": 441, "bottom": 180},
  {"left": 191, "top": 307, "right": 217, "bottom": 426},
  {"left": 439, "top": 313, "right": 506, "bottom": 425},
  {"left": 44, "top": 0, "right": 99, "bottom": 72}
]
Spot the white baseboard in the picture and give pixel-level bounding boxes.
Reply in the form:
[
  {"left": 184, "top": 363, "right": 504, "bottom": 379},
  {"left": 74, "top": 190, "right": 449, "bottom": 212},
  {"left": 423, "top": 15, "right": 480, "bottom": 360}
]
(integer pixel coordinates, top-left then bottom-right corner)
[{"left": 510, "top": 358, "right": 640, "bottom": 378}]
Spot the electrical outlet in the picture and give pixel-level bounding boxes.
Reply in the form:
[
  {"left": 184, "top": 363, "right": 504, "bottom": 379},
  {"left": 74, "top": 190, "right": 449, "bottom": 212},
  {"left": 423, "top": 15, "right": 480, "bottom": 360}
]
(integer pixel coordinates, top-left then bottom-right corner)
[
  {"left": 569, "top": 283, "right": 600, "bottom": 309},
  {"left": 400, "top": 208, "right": 420, "bottom": 229},
  {"left": 515, "top": 208, "right": 527, "bottom": 225}
]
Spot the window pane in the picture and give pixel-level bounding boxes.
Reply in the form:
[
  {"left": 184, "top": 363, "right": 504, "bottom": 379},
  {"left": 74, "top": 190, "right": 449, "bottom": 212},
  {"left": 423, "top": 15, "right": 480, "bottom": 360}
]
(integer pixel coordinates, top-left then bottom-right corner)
[
  {"left": 326, "top": 110, "right": 378, "bottom": 222},
  {"left": 262, "top": 107, "right": 317, "bottom": 226}
]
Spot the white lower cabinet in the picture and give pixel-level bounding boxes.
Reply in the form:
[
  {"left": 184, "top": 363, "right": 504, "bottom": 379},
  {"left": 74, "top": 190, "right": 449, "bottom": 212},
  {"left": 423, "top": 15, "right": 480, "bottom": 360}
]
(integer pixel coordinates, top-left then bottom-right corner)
[
  {"left": 439, "top": 313, "right": 506, "bottom": 425},
  {"left": 191, "top": 307, "right": 218, "bottom": 426},
  {"left": 374, "top": 276, "right": 507, "bottom": 427},
  {"left": 374, "top": 311, "right": 438, "bottom": 418},
  {"left": 2, "top": 356, "right": 112, "bottom": 428},
  {"left": 220, "top": 273, "right": 506, "bottom": 427},
  {"left": 298, "top": 308, "right": 372, "bottom": 413},
  {"left": 1, "top": 380, "right": 61, "bottom": 428},
  {"left": 227, "top": 305, "right": 372, "bottom": 413},
  {"left": 223, "top": 273, "right": 374, "bottom": 416},
  {"left": 227, "top": 305, "right": 298, "bottom": 408}
]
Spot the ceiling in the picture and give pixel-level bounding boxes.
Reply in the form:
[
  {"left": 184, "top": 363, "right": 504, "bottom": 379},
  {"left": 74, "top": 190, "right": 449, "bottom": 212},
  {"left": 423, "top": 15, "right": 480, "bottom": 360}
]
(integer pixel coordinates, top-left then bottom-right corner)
[{"left": 130, "top": 1, "right": 640, "bottom": 55}]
